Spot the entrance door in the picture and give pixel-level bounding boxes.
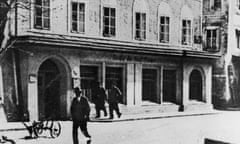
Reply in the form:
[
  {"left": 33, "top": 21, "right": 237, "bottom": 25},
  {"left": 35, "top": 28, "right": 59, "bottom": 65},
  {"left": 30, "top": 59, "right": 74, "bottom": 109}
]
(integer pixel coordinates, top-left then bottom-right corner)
[
  {"left": 190, "top": 70, "right": 202, "bottom": 101},
  {"left": 163, "top": 70, "right": 176, "bottom": 103},
  {"left": 80, "top": 66, "right": 98, "bottom": 102},
  {"left": 38, "top": 60, "right": 61, "bottom": 120},
  {"left": 106, "top": 67, "right": 124, "bottom": 104},
  {"left": 142, "top": 69, "right": 157, "bottom": 103}
]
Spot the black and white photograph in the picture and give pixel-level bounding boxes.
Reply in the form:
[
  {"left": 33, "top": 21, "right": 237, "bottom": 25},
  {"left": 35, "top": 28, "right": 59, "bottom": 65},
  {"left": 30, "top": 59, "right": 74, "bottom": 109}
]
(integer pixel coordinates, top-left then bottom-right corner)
[{"left": 0, "top": 0, "right": 240, "bottom": 143}]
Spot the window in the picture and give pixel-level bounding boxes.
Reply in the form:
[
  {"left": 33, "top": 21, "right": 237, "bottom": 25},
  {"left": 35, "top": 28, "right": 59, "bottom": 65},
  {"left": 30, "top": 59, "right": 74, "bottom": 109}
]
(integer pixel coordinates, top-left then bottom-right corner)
[
  {"left": 135, "top": 12, "right": 146, "bottom": 41},
  {"left": 203, "top": 0, "right": 221, "bottom": 11},
  {"left": 71, "top": 2, "right": 85, "bottom": 33},
  {"left": 182, "top": 20, "right": 191, "bottom": 45},
  {"left": 159, "top": 16, "right": 169, "bottom": 43},
  {"left": 34, "top": 0, "right": 50, "bottom": 29},
  {"left": 206, "top": 29, "right": 217, "bottom": 49},
  {"left": 236, "top": 30, "right": 240, "bottom": 48},
  {"left": 213, "top": 0, "right": 221, "bottom": 9},
  {"left": 103, "top": 7, "right": 116, "bottom": 37},
  {"left": 237, "top": 0, "right": 240, "bottom": 9}
]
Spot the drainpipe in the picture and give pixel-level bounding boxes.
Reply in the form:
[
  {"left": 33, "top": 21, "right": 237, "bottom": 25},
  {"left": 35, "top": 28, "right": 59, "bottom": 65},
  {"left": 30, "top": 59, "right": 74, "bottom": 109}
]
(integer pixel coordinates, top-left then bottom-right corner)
[
  {"left": 179, "top": 50, "right": 187, "bottom": 111},
  {"left": 15, "top": 0, "right": 17, "bottom": 36}
]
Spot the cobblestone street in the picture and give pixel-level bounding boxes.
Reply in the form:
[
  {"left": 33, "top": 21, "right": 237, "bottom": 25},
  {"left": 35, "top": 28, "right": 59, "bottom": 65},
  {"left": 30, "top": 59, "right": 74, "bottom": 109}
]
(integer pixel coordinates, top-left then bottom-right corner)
[{"left": 1, "top": 111, "right": 240, "bottom": 144}]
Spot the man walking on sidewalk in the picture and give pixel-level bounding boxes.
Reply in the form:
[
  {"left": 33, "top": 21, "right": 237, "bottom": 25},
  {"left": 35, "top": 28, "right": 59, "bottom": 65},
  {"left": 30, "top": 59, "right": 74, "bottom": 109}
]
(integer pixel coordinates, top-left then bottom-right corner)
[
  {"left": 92, "top": 82, "right": 108, "bottom": 118},
  {"left": 108, "top": 82, "right": 122, "bottom": 119},
  {"left": 71, "top": 87, "right": 91, "bottom": 144}
]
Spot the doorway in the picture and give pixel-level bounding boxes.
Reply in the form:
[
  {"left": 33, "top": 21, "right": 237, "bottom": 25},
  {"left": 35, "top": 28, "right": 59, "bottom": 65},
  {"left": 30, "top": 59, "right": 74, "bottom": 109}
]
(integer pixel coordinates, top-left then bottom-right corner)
[
  {"left": 80, "top": 65, "right": 99, "bottom": 102},
  {"left": 163, "top": 70, "right": 176, "bottom": 103},
  {"left": 142, "top": 69, "right": 158, "bottom": 104},
  {"left": 106, "top": 67, "right": 124, "bottom": 104},
  {"left": 38, "top": 59, "right": 66, "bottom": 120},
  {"left": 189, "top": 69, "right": 203, "bottom": 101}
]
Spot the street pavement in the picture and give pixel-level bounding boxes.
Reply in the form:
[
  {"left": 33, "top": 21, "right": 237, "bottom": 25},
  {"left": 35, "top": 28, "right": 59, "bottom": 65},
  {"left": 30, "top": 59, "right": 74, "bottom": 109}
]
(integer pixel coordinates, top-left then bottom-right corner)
[{"left": 0, "top": 111, "right": 240, "bottom": 144}]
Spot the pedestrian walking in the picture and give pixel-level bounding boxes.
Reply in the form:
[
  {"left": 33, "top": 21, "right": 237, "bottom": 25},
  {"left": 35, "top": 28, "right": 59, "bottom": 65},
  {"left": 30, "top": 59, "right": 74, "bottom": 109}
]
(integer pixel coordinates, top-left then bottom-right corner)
[
  {"left": 108, "top": 82, "right": 122, "bottom": 119},
  {"left": 70, "top": 87, "right": 91, "bottom": 144},
  {"left": 92, "top": 82, "right": 107, "bottom": 118}
]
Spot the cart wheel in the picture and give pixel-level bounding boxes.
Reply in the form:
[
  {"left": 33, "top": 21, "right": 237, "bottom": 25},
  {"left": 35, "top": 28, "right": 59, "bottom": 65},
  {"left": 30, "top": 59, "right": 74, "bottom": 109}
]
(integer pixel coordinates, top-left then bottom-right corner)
[
  {"left": 50, "top": 121, "right": 61, "bottom": 138},
  {"left": 36, "top": 122, "right": 43, "bottom": 135}
]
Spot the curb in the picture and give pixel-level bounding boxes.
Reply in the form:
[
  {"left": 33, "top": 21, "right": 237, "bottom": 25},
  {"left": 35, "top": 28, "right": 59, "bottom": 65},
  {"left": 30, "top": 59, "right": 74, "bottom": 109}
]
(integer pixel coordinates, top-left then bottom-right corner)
[{"left": 89, "top": 111, "right": 220, "bottom": 123}]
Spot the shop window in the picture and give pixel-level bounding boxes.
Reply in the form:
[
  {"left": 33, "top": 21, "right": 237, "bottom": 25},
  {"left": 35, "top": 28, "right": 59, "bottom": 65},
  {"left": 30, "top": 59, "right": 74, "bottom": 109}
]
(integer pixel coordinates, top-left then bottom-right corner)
[
  {"left": 103, "top": 7, "right": 116, "bottom": 37},
  {"left": 71, "top": 2, "right": 85, "bottom": 33},
  {"left": 80, "top": 66, "right": 98, "bottom": 102},
  {"left": 135, "top": 12, "right": 146, "bottom": 41},
  {"left": 182, "top": 19, "right": 192, "bottom": 45},
  {"left": 34, "top": 0, "right": 50, "bottom": 29},
  {"left": 159, "top": 16, "right": 170, "bottom": 43}
]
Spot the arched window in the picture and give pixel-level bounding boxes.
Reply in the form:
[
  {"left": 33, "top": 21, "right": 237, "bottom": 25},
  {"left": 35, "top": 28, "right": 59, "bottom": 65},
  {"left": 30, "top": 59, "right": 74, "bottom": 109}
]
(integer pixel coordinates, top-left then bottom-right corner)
[
  {"left": 158, "top": 2, "right": 172, "bottom": 43},
  {"left": 181, "top": 5, "right": 193, "bottom": 45},
  {"left": 133, "top": 0, "right": 149, "bottom": 41},
  {"left": 101, "top": 0, "right": 117, "bottom": 37}
]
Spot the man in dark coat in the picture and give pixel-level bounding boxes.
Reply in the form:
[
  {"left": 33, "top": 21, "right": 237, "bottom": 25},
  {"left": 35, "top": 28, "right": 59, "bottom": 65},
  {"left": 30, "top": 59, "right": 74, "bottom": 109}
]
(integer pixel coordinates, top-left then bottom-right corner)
[
  {"left": 108, "top": 82, "right": 122, "bottom": 119},
  {"left": 92, "top": 82, "right": 107, "bottom": 118},
  {"left": 71, "top": 87, "right": 91, "bottom": 144}
]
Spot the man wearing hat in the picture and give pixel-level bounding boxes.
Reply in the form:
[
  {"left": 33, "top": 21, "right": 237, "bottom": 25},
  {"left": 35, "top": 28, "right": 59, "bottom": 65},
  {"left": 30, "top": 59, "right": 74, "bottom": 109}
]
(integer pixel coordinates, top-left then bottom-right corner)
[{"left": 70, "top": 87, "right": 91, "bottom": 144}]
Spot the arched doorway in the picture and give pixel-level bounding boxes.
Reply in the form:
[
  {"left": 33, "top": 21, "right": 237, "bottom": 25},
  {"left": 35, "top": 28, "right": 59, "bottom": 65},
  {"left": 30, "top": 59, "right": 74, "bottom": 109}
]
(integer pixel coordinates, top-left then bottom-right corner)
[
  {"left": 189, "top": 70, "right": 203, "bottom": 101},
  {"left": 38, "top": 59, "right": 68, "bottom": 120}
]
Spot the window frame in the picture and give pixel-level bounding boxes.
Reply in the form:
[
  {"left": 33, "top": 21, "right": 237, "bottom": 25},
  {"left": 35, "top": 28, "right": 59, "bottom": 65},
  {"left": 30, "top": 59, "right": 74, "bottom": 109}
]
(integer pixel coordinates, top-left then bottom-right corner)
[
  {"left": 102, "top": 7, "right": 116, "bottom": 37},
  {"left": 34, "top": 0, "right": 50, "bottom": 30},
  {"left": 135, "top": 12, "right": 146, "bottom": 41},
  {"left": 159, "top": 16, "right": 170, "bottom": 43},
  {"left": 206, "top": 28, "right": 218, "bottom": 50},
  {"left": 71, "top": 2, "right": 86, "bottom": 34},
  {"left": 181, "top": 19, "right": 192, "bottom": 46},
  {"left": 236, "top": 30, "right": 240, "bottom": 49},
  {"left": 68, "top": 0, "right": 88, "bottom": 35}
]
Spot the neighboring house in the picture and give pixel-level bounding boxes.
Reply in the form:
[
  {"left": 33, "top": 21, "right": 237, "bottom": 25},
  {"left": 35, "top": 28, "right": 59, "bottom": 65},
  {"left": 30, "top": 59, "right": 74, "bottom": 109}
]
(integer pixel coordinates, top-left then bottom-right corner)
[
  {"left": 203, "top": 0, "right": 240, "bottom": 108},
  {"left": 0, "top": 0, "right": 219, "bottom": 121}
]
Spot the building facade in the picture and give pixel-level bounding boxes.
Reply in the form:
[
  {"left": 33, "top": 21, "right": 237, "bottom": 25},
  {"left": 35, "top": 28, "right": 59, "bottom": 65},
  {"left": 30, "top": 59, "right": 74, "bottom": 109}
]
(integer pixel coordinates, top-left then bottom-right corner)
[
  {"left": 203, "top": 0, "right": 240, "bottom": 108},
  {"left": 0, "top": 0, "right": 219, "bottom": 121}
]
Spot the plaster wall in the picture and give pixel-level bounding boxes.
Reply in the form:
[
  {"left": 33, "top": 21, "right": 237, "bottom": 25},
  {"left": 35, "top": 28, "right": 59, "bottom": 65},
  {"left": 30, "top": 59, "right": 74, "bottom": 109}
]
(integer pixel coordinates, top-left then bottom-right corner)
[{"left": 16, "top": 0, "right": 201, "bottom": 48}]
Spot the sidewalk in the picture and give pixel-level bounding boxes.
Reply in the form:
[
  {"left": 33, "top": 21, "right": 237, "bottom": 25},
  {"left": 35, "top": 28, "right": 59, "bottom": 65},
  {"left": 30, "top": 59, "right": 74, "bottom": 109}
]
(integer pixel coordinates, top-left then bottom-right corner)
[{"left": 0, "top": 110, "right": 220, "bottom": 132}]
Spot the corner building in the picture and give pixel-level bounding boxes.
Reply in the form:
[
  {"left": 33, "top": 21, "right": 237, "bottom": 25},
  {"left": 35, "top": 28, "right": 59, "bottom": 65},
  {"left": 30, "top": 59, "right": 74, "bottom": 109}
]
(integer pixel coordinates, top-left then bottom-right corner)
[{"left": 0, "top": 0, "right": 219, "bottom": 121}]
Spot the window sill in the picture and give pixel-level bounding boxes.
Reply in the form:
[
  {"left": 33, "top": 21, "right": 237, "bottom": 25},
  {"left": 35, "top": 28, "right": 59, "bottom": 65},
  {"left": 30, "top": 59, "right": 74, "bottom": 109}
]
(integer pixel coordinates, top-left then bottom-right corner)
[{"left": 28, "top": 28, "right": 52, "bottom": 34}]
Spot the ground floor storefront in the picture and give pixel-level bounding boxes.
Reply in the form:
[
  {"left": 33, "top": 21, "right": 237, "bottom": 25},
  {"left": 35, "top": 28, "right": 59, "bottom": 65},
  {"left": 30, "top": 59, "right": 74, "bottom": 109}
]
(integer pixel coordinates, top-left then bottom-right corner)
[{"left": 0, "top": 39, "right": 217, "bottom": 121}]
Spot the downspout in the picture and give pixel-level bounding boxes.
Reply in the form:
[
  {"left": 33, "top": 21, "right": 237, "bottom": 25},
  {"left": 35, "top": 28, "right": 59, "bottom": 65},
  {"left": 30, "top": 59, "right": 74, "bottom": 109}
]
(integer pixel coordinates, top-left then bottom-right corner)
[
  {"left": 13, "top": 0, "right": 19, "bottom": 105},
  {"left": 12, "top": 0, "right": 25, "bottom": 120}
]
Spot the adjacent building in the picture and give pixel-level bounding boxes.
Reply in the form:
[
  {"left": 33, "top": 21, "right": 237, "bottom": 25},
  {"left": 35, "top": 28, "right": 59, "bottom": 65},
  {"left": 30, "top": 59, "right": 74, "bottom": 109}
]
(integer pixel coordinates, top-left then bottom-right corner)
[
  {"left": 0, "top": 0, "right": 219, "bottom": 121},
  {"left": 203, "top": 0, "right": 240, "bottom": 108}
]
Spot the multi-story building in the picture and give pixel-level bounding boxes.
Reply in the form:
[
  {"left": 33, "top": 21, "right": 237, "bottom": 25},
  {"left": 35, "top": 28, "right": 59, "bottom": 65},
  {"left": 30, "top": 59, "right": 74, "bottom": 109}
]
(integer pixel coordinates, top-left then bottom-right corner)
[
  {"left": 203, "top": 0, "right": 240, "bottom": 108},
  {"left": 0, "top": 0, "right": 219, "bottom": 121}
]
